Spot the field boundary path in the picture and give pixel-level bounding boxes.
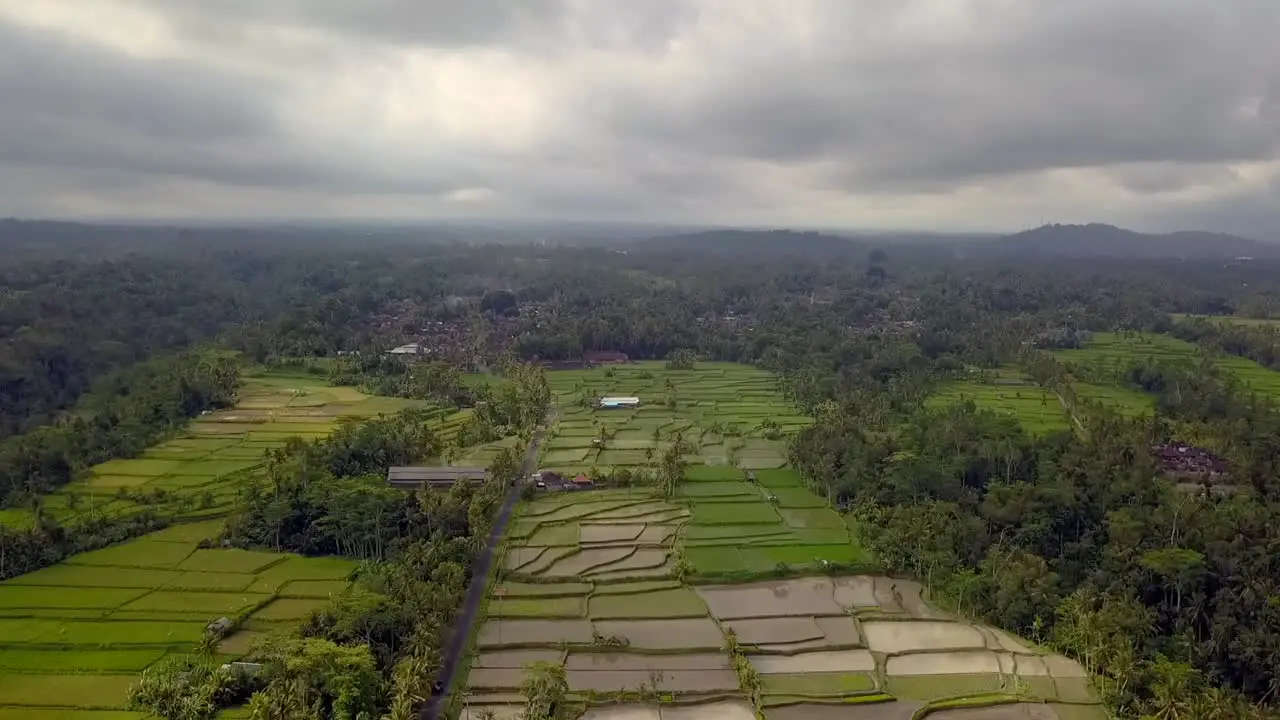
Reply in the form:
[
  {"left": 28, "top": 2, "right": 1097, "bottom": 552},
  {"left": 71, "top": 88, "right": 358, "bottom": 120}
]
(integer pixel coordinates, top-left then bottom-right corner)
[{"left": 422, "top": 409, "right": 554, "bottom": 720}]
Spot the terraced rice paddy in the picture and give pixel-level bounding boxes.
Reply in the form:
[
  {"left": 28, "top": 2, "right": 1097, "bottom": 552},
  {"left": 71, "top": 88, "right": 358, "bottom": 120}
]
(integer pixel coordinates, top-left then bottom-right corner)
[
  {"left": 461, "top": 475, "right": 1105, "bottom": 719},
  {"left": 0, "top": 368, "right": 474, "bottom": 716},
  {"left": 927, "top": 366, "right": 1154, "bottom": 435},
  {"left": 1055, "top": 332, "right": 1280, "bottom": 398},
  {"left": 540, "top": 362, "right": 810, "bottom": 477},
  {"left": 0, "top": 369, "right": 472, "bottom": 530},
  {"left": 0, "top": 519, "right": 356, "bottom": 717}
]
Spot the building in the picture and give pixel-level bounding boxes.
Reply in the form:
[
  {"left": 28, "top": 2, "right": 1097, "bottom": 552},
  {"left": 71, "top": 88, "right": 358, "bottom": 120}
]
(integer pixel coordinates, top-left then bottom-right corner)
[
  {"left": 387, "top": 343, "right": 421, "bottom": 355},
  {"left": 572, "top": 473, "right": 595, "bottom": 488},
  {"left": 598, "top": 396, "right": 641, "bottom": 409},
  {"left": 386, "top": 466, "right": 488, "bottom": 489}
]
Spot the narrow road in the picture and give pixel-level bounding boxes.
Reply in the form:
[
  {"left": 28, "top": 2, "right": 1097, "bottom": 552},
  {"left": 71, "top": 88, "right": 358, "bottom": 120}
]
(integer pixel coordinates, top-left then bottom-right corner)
[{"left": 422, "top": 411, "right": 553, "bottom": 720}]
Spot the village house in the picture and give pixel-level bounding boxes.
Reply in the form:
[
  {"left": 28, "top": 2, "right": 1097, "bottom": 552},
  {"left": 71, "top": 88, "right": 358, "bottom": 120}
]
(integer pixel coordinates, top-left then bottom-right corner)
[{"left": 597, "top": 396, "right": 641, "bottom": 409}]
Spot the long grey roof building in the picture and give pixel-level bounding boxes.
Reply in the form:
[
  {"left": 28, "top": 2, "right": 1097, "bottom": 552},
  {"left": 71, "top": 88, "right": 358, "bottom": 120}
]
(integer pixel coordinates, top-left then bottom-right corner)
[{"left": 386, "top": 466, "right": 488, "bottom": 489}]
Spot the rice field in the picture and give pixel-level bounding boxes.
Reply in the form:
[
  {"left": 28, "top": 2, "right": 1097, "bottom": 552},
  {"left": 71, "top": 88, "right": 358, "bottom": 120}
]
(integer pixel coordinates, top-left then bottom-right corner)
[
  {"left": 1055, "top": 332, "right": 1280, "bottom": 398},
  {"left": 0, "top": 521, "right": 356, "bottom": 716},
  {"left": 461, "top": 492, "right": 1101, "bottom": 720},
  {"left": 539, "top": 362, "right": 809, "bottom": 477},
  {"left": 0, "top": 368, "right": 472, "bottom": 531}
]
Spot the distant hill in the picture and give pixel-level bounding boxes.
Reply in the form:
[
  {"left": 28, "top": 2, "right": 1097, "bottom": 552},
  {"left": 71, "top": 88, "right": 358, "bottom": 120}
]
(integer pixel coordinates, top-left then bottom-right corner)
[
  {"left": 993, "top": 223, "right": 1277, "bottom": 260},
  {"left": 634, "top": 229, "right": 861, "bottom": 258}
]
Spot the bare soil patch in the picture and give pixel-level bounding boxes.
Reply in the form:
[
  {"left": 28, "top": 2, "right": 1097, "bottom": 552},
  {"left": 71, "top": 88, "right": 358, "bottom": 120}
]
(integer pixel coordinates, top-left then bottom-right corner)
[
  {"left": 590, "top": 563, "right": 674, "bottom": 581},
  {"left": 588, "top": 587, "right": 708, "bottom": 619},
  {"left": 543, "top": 548, "right": 634, "bottom": 577},
  {"left": 473, "top": 649, "right": 566, "bottom": 668},
  {"left": 583, "top": 548, "right": 669, "bottom": 577},
  {"left": 466, "top": 667, "right": 525, "bottom": 690},
  {"left": 565, "top": 652, "right": 729, "bottom": 671},
  {"left": 832, "top": 576, "right": 878, "bottom": 607},
  {"left": 519, "top": 546, "right": 579, "bottom": 575},
  {"left": 635, "top": 524, "right": 679, "bottom": 545},
  {"left": 660, "top": 701, "right": 757, "bottom": 720},
  {"left": 885, "top": 650, "right": 1002, "bottom": 676},
  {"left": 750, "top": 649, "right": 875, "bottom": 674},
  {"left": 503, "top": 547, "right": 545, "bottom": 571},
  {"left": 477, "top": 619, "right": 594, "bottom": 646},
  {"left": 460, "top": 705, "right": 525, "bottom": 720},
  {"left": 990, "top": 627, "right": 1035, "bottom": 654},
  {"left": 763, "top": 702, "right": 922, "bottom": 720},
  {"left": 756, "top": 616, "right": 862, "bottom": 652},
  {"left": 567, "top": 668, "right": 738, "bottom": 693},
  {"left": 1014, "top": 654, "right": 1051, "bottom": 677},
  {"left": 593, "top": 617, "right": 725, "bottom": 650},
  {"left": 862, "top": 620, "right": 986, "bottom": 653},
  {"left": 921, "top": 704, "right": 1059, "bottom": 720},
  {"left": 1043, "top": 655, "right": 1087, "bottom": 678},
  {"left": 724, "top": 617, "right": 824, "bottom": 645},
  {"left": 581, "top": 524, "right": 645, "bottom": 543},
  {"left": 696, "top": 577, "right": 843, "bottom": 619}
]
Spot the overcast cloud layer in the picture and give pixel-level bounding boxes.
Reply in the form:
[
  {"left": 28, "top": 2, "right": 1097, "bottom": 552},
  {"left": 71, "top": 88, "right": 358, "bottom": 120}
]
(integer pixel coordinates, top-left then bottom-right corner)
[{"left": 1, "top": 0, "right": 1278, "bottom": 234}]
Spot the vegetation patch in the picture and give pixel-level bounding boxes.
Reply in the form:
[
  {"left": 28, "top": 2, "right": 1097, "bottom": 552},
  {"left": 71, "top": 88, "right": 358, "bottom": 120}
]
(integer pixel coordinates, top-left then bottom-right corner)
[
  {"left": 0, "top": 587, "right": 148, "bottom": 610},
  {"left": 0, "top": 648, "right": 167, "bottom": 673},
  {"left": 118, "top": 590, "right": 271, "bottom": 616},
  {"left": 690, "top": 501, "right": 781, "bottom": 525},
  {"left": 778, "top": 508, "right": 846, "bottom": 529},
  {"left": 160, "top": 572, "right": 255, "bottom": 592},
  {"left": 249, "top": 598, "right": 329, "bottom": 621},
  {"left": 34, "top": 620, "right": 207, "bottom": 646},
  {"left": 0, "top": 673, "right": 137, "bottom": 708},
  {"left": 758, "top": 672, "right": 877, "bottom": 697},
  {"left": 66, "top": 540, "right": 196, "bottom": 570},
  {"left": 884, "top": 673, "right": 1005, "bottom": 702},
  {"left": 587, "top": 587, "right": 708, "bottom": 619},
  {"left": 175, "top": 548, "right": 285, "bottom": 574}
]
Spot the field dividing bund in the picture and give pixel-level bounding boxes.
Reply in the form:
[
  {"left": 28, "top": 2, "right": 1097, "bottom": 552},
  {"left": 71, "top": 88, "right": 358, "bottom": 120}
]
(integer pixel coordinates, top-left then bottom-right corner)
[{"left": 0, "top": 517, "right": 356, "bottom": 716}]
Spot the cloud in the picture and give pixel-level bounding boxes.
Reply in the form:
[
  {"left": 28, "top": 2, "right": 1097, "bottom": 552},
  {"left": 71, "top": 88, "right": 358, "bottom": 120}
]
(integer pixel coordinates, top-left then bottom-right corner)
[{"left": 0, "top": 0, "right": 1277, "bottom": 232}]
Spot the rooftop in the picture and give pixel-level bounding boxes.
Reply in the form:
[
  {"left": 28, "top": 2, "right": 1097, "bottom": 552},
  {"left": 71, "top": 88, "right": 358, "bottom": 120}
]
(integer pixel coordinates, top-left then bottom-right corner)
[{"left": 387, "top": 466, "right": 488, "bottom": 488}]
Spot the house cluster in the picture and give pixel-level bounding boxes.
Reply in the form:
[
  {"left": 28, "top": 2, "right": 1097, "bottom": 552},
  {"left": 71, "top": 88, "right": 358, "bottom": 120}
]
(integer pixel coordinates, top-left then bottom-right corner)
[
  {"left": 597, "top": 396, "right": 641, "bottom": 409},
  {"left": 532, "top": 470, "right": 595, "bottom": 492},
  {"left": 1151, "top": 443, "right": 1233, "bottom": 494},
  {"left": 535, "top": 350, "right": 631, "bottom": 371}
]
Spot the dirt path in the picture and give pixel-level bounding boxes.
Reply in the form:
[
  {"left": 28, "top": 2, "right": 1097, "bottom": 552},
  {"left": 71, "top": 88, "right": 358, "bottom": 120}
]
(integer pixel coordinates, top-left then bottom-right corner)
[{"left": 422, "top": 410, "right": 552, "bottom": 720}]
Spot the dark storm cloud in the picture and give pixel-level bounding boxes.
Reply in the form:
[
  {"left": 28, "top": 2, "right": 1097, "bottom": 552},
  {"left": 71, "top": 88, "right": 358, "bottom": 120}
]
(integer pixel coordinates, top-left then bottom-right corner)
[
  {"left": 602, "top": 1, "right": 1280, "bottom": 192},
  {"left": 1, "top": 1, "right": 1279, "bottom": 227}
]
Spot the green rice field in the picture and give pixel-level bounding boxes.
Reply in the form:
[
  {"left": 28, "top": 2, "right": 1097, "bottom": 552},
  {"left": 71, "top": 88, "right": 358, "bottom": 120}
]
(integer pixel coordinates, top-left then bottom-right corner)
[
  {"left": 539, "top": 362, "right": 810, "bottom": 477},
  {"left": 1055, "top": 332, "right": 1280, "bottom": 397},
  {"left": 0, "top": 519, "right": 356, "bottom": 716},
  {"left": 0, "top": 369, "right": 473, "bottom": 531}
]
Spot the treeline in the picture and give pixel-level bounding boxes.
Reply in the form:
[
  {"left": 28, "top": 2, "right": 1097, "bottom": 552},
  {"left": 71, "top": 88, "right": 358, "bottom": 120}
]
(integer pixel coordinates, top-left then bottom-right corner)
[
  {"left": 0, "top": 351, "right": 239, "bottom": 506},
  {"left": 792, "top": 354, "right": 1280, "bottom": 717},
  {"left": 1172, "top": 317, "right": 1280, "bottom": 371}
]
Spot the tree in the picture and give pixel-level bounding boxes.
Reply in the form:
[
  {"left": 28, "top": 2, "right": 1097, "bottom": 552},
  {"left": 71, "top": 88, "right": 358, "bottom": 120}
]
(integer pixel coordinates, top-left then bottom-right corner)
[
  {"left": 520, "top": 661, "right": 568, "bottom": 720},
  {"left": 664, "top": 348, "right": 697, "bottom": 370}
]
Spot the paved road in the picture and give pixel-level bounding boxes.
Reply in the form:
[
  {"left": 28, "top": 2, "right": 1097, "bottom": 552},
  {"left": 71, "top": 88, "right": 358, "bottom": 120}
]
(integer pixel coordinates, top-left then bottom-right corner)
[{"left": 422, "top": 413, "right": 551, "bottom": 720}]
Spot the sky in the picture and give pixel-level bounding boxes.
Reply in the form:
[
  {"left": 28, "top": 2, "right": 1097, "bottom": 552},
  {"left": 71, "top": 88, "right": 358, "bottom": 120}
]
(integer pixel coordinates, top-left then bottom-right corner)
[{"left": 1, "top": 1, "right": 1278, "bottom": 235}]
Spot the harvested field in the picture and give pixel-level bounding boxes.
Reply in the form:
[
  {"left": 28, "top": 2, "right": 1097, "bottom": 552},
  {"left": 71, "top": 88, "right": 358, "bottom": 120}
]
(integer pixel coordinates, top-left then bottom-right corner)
[
  {"left": 497, "top": 581, "right": 592, "bottom": 597},
  {"left": 488, "top": 596, "right": 585, "bottom": 618},
  {"left": 568, "top": 668, "right": 739, "bottom": 693},
  {"left": 592, "top": 580, "right": 682, "bottom": 594},
  {"left": 755, "top": 616, "right": 863, "bottom": 652},
  {"left": 477, "top": 619, "right": 594, "bottom": 647},
  {"left": 724, "top": 617, "right": 824, "bottom": 645},
  {"left": 467, "top": 667, "right": 525, "bottom": 690},
  {"left": 542, "top": 548, "right": 634, "bottom": 577},
  {"left": 927, "top": 704, "right": 1061, "bottom": 720},
  {"left": 473, "top": 649, "right": 566, "bottom": 668},
  {"left": 565, "top": 653, "right": 729, "bottom": 671},
  {"left": 886, "top": 650, "right": 1002, "bottom": 676},
  {"left": 588, "top": 587, "right": 707, "bottom": 619},
  {"left": 831, "top": 576, "right": 878, "bottom": 606},
  {"left": 581, "top": 524, "right": 645, "bottom": 543},
  {"left": 516, "top": 546, "right": 578, "bottom": 575},
  {"left": 593, "top": 618, "right": 725, "bottom": 650},
  {"left": 695, "top": 578, "right": 844, "bottom": 619},
  {"left": 749, "top": 650, "right": 875, "bottom": 674},
  {"left": 862, "top": 621, "right": 986, "bottom": 654},
  {"left": 763, "top": 703, "right": 921, "bottom": 720},
  {"left": 582, "top": 549, "right": 669, "bottom": 577}
]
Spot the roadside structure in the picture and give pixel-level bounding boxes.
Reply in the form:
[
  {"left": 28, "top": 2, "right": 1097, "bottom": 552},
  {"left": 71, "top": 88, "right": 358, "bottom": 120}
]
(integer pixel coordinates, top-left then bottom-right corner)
[{"left": 386, "top": 466, "right": 488, "bottom": 489}]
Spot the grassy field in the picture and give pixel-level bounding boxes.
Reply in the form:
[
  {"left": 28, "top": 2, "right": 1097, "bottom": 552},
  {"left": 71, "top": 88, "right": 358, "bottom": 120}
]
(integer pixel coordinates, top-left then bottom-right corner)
[
  {"left": 0, "top": 368, "right": 473, "bottom": 530},
  {"left": 0, "top": 367, "right": 481, "bottom": 716},
  {"left": 0, "top": 519, "right": 356, "bottom": 716},
  {"left": 1055, "top": 332, "right": 1280, "bottom": 397},
  {"left": 539, "top": 362, "right": 809, "bottom": 477}
]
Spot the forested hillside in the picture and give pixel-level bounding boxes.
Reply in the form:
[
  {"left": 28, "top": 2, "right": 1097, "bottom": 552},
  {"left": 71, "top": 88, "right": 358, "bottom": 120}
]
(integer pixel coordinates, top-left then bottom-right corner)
[{"left": 3, "top": 226, "right": 1280, "bottom": 718}]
